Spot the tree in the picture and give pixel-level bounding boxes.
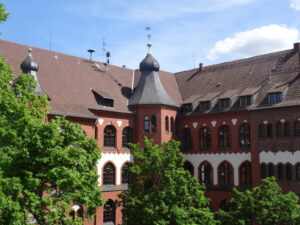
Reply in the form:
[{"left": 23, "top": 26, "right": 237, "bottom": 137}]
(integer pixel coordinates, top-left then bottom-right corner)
[
  {"left": 0, "top": 55, "right": 104, "bottom": 224},
  {"left": 119, "top": 137, "right": 216, "bottom": 225},
  {"left": 0, "top": 2, "right": 9, "bottom": 34},
  {"left": 216, "top": 177, "right": 300, "bottom": 225}
]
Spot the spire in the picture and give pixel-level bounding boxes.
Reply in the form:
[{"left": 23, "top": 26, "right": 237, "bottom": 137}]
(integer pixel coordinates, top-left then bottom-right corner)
[
  {"left": 129, "top": 29, "right": 177, "bottom": 107},
  {"left": 20, "top": 48, "right": 46, "bottom": 97}
]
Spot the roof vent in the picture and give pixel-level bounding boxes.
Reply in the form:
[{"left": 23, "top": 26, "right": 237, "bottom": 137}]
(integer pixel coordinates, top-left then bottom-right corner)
[
  {"left": 199, "top": 63, "right": 203, "bottom": 72},
  {"left": 216, "top": 82, "right": 222, "bottom": 87}
]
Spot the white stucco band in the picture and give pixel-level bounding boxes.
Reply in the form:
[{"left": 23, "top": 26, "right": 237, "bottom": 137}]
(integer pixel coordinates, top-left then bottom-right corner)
[
  {"left": 259, "top": 150, "right": 300, "bottom": 165},
  {"left": 97, "top": 152, "right": 134, "bottom": 185},
  {"left": 184, "top": 152, "right": 251, "bottom": 186}
]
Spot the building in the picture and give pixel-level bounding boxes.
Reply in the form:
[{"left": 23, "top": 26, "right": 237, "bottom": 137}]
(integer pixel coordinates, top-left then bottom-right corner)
[{"left": 1, "top": 38, "right": 300, "bottom": 224}]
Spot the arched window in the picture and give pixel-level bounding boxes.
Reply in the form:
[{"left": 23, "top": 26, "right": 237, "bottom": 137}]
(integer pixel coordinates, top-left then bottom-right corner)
[
  {"left": 199, "top": 127, "right": 211, "bottom": 150},
  {"left": 295, "top": 120, "right": 300, "bottom": 136},
  {"left": 151, "top": 115, "right": 156, "bottom": 133},
  {"left": 278, "top": 164, "right": 284, "bottom": 180},
  {"left": 95, "top": 126, "right": 98, "bottom": 140},
  {"left": 258, "top": 124, "right": 266, "bottom": 137},
  {"left": 276, "top": 122, "right": 283, "bottom": 137},
  {"left": 144, "top": 116, "right": 149, "bottom": 133},
  {"left": 165, "top": 116, "right": 169, "bottom": 134},
  {"left": 170, "top": 117, "right": 174, "bottom": 134},
  {"left": 261, "top": 164, "right": 266, "bottom": 179},
  {"left": 284, "top": 122, "right": 290, "bottom": 137},
  {"left": 240, "top": 162, "right": 251, "bottom": 187},
  {"left": 103, "top": 199, "right": 115, "bottom": 224},
  {"left": 175, "top": 117, "right": 179, "bottom": 135},
  {"left": 122, "top": 163, "right": 131, "bottom": 185},
  {"left": 296, "top": 165, "right": 300, "bottom": 180},
  {"left": 267, "top": 124, "right": 273, "bottom": 137},
  {"left": 104, "top": 125, "right": 116, "bottom": 148},
  {"left": 219, "top": 162, "right": 232, "bottom": 185},
  {"left": 122, "top": 127, "right": 133, "bottom": 148},
  {"left": 199, "top": 162, "right": 212, "bottom": 185},
  {"left": 77, "top": 205, "right": 84, "bottom": 219},
  {"left": 218, "top": 125, "right": 231, "bottom": 149},
  {"left": 268, "top": 164, "right": 274, "bottom": 177},
  {"left": 239, "top": 124, "right": 250, "bottom": 148},
  {"left": 184, "top": 161, "right": 194, "bottom": 176},
  {"left": 182, "top": 128, "right": 193, "bottom": 151},
  {"left": 219, "top": 199, "right": 228, "bottom": 211},
  {"left": 103, "top": 163, "right": 115, "bottom": 185},
  {"left": 286, "top": 164, "right": 292, "bottom": 180}
]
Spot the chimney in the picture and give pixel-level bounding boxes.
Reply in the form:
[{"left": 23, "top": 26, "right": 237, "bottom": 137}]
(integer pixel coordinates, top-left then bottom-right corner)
[
  {"left": 294, "top": 42, "right": 300, "bottom": 52},
  {"left": 199, "top": 63, "right": 203, "bottom": 72}
]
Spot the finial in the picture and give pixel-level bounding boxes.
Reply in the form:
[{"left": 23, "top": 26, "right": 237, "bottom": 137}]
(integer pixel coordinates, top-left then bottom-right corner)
[
  {"left": 145, "top": 27, "right": 152, "bottom": 54},
  {"left": 28, "top": 47, "right": 32, "bottom": 56}
]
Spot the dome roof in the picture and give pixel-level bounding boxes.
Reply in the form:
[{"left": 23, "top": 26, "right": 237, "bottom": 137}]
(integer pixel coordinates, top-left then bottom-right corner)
[
  {"left": 139, "top": 53, "right": 160, "bottom": 72},
  {"left": 20, "top": 48, "right": 39, "bottom": 73}
]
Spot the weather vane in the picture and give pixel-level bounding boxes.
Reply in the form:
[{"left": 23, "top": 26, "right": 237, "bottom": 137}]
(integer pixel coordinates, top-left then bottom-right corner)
[{"left": 145, "top": 26, "right": 152, "bottom": 54}]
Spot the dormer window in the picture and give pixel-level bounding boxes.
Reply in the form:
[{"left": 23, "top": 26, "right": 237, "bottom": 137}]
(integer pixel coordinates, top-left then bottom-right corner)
[
  {"left": 240, "top": 95, "right": 252, "bottom": 106},
  {"left": 181, "top": 104, "right": 192, "bottom": 113},
  {"left": 218, "top": 98, "right": 230, "bottom": 109},
  {"left": 199, "top": 101, "right": 211, "bottom": 111},
  {"left": 92, "top": 89, "right": 114, "bottom": 108},
  {"left": 269, "top": 92, "right": 282, "bottom": 103}
]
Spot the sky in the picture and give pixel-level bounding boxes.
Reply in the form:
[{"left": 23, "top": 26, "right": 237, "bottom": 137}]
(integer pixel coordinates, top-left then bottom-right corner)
[{"left": 2, "top": 0, "right": 300, "bottom": 72}]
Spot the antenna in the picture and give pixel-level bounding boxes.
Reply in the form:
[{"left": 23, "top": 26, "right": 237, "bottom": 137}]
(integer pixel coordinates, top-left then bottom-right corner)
[
  {"left": 145, "top": 26, "right": 152, "bottom": 54},
  {"left": 106, "top": 51, "right": 110, "bottom": 64},
  {"left": 50, "top": 30, "right": 52, "bottom": 51},
  {"left": 88, "top": 49, "right": 95, "bottom": 61},
  {"left": 193, "top": 51, "right": 195, "bottom": 69},
  {"left": 102, "top": 38, "right": 107, "bottom": 59}
]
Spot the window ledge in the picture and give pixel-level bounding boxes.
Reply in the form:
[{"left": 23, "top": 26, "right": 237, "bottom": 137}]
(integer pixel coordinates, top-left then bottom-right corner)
[
  {"left": 122, "top": 147, "right": 131, "bottom": 151},
  {"left": 103, "top": 146, "right": 116, "bottom": 151},
  {"left": 219, "top": 147, "right": 231, "bottom": 151},
  {"left": 102, "top": 185, "right": 128, "bottom": 192}
]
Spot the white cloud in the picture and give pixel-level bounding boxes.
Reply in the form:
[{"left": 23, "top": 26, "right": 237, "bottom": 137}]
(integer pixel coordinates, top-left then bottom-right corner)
[
  {"left": 291, "top": 0, "right": 300, "bottom": 10},
  {"left": 207, "top": 24, "right": 299, "bottom": 60}
]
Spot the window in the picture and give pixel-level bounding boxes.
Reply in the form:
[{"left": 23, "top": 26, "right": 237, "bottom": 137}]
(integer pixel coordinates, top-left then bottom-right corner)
[
  {"left": 218, "top": 125, "right": 231, "bottom": 149},
  {"left": 240, "top": 95, "right": 252, "bottom": 106},
  {"left": 199, "top": 162, "right": 212, "bottom": 185},
  {"left": 170, "top": 117, "right": 174, "bottom": 134},
  {"left": 295, "top": 121, "right": 300, "bottom": 136},
  {"left": 278, "top": 164, "right": 284, "bottom": 180},
  {"left": 239, "top": 124, "right": 250, "bottom": 148},
  {"left": 269, "top": 92, "right": 283, "bottom": 103},
  {"left": 240, "top": 162, "right": 252, "bottom": 187},
  {"left": 261, "top": 164, "right": 266, "bottom": 179},
  {"left": 276, "top": 122, "right": 283, "bottom": 137},
  {"left": 92, "top": 91, "right": 114, "bottom": 108},
  {"left": 268, "top": 164, "right": 274, "bottom": 177},
  {"left": 258, "top": 124, "right": 266, "bottom": 138},
  {"left": 151, "top": 115, "right": 156, "bottom": 133},
  {"left": 219, "top": 162, "right": 232, "bottom": 185},
  {"left": 77, "top": 206, "right": 84, "bottom": 220},
  {"left": 199, "top": 101, "right": 211, "bottom": 111},
  {"left": 286, "top": 164, "right": 292, "bottom": 180},
  {"left": 284, "top": 122, "right": 290, "bottom": 137},
  {"left": 182, "top": 128, "right": 193, "bottom": 151},
  {"left": 183, "top": 161, "right": 194, "bottom": 176},
  {"left": 267, "top": 124, "right": 273, "bottom": 137},
  {"left": 122, "top": 127, "right": 133, "bottom": 148},
  {"left": 181, "top": 104, "right": 192, "bottom": 113},
  {"left": 165, "top": 116, "right": 169, "bottom": 134},
  {"left": 199, "top": 127, "right": 211, "bottom": 150},
  {"left": 122, "top": 163, "right": 131, "bottom": 184},
  {"left": 144, "top": 116, "right": 149, "bottom": 133},
  {"left": 296, "top": 165, "right": 300, "bottom": 180},
  {"left": 219, "top": 199, "right": 228, "bottom": 211},
  {"left": 104, "top": 125, "right": 116, "bottom": 148},
  {"left": 103, "top": 163, "right": 115, "bottom": 185},
  {"left": 103, "top": 200, "right": 115, "bottom": 224},
  {"left": 218, "top": 98, "right": 230, "bottom": 109},
  {"left": 175, "top": 117, "right": 179, "bottom": 135}
]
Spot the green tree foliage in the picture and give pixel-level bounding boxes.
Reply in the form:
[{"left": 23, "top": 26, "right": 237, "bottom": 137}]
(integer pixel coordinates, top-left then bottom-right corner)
[
  {"left": 0, "top": 2, "right": 9, "bottom": 34},
  {"left": 217, "top": 177, "right": 300, "bottom": 225},
  {"left": 119, "top": 137, "right": 216, "bottom": 225},
  {"left": 0, "top": 55, "right": 104, "bottom": 224}
]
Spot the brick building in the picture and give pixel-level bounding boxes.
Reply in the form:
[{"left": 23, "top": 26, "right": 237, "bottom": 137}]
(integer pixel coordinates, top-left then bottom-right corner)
[{"left": 1, "top": 38, "right": 300, "bottom": 224}]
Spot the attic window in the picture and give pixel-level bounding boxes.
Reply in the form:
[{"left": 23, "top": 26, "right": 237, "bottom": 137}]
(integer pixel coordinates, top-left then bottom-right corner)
[
  {"left": 218, "top": 98, "right": 230, "bottom": 109},
  {"left": 92, "top": 90, "right": 114, "bottom": 108},
  {"left": 269, "top": 92, "right": 282, "bottom": 103},
  {"left": 199, "top": 101, "right": 211, "bottom": 111},
  {"left": 181, "top": 104, "right": 192, "bottom": 113},
  {"left": 240, "top": 96, "right": 252, "bottom": 106}
]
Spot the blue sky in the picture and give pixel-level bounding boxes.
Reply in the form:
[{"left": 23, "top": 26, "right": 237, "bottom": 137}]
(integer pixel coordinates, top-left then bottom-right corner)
[{"left": 2, "top": 0, "right": 300, "bottom": 72}]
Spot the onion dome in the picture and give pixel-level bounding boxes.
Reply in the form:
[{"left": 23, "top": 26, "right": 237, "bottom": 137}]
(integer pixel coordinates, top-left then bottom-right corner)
[
  {"left": 139, "top": 53, "right": 160, "bottom": 72},
  {"left": 20, "top": 48, "right": 39, "bottom": 73}
]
